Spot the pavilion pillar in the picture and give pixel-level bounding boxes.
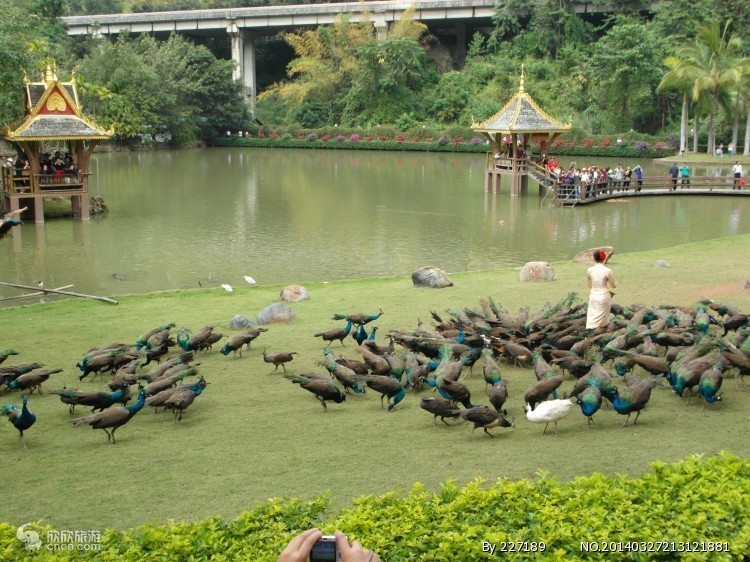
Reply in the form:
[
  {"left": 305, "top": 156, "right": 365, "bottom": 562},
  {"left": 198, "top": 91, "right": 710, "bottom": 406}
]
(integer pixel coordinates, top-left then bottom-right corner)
[{"left": 33, "top": 196, "right": 44, "bottom": 223}]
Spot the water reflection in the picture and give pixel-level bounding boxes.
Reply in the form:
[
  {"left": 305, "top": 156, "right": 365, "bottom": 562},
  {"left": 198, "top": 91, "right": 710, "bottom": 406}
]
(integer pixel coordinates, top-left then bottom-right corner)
[{"left": 1, "top": 148, "right": 748, "bottom": 300}]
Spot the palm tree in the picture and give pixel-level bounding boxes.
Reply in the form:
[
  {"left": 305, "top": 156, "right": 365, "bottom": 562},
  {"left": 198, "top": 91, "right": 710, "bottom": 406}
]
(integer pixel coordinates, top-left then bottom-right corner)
[
  {"left": 659, "top": 57, "right": 692, "bottom": 153},
  {"left": 661, "top": 21, "right": 749, "bottom": 155}
]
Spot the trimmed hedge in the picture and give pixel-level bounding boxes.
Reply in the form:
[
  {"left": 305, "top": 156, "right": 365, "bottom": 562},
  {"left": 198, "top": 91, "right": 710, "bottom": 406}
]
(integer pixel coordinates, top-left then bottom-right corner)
[
  {"left": 211, "top": 137, "right": 674, "bottom": 159},
  {"left": 2, "top": 453, "right": 747, "bottom": 560}
]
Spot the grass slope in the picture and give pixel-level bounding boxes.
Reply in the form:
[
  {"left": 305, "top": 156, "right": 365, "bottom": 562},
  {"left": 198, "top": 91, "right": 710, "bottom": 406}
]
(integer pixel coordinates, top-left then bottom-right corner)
[{"left": 1, "top": 235, "right": 750, "bottom": 531}]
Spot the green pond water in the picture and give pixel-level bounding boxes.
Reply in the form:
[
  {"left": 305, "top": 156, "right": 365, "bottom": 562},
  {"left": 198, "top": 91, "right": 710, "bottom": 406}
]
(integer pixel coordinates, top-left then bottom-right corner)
[{"left": 1, "top": 148, "right": 747, "bottom": 301}]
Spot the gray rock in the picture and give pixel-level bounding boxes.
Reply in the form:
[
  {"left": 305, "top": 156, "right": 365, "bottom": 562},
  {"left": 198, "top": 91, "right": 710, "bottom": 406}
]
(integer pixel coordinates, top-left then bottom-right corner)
[
  {"left": 654, "top": 260, "right": 670, "bottom": 268},
  {"left": 412, "top": 266, "right": 454, "bottom": 288},
  {"left": 280, "top": 284, "right": 310, "bottom": 302},
  {"left": 519, "top": 261, "right": 555, "bottom": 282},
  {"left": 229, "top": 314, "right": 255, "bottom": 329},
  {"left": 257, "top": 303, "right": 297, "bottom": 325},
  {"left": 745, "top": 278, "right": 750, "bottom": 289}
]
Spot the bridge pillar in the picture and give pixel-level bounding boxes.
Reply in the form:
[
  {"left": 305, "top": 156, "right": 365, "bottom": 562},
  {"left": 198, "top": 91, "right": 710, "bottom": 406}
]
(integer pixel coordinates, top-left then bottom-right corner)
[
  {"left": 228, "top": 21, "right": 256, "bottom": 113},
  {"left": 373, "top": 16, "right": 388, "bottom": 40}
]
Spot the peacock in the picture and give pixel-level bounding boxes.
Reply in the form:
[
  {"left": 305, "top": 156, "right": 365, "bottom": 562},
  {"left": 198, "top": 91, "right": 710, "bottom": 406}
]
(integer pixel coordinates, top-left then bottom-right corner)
[
  {"left": 0, "top": 362, "right": 44, "bottom": 386},
  {"left": 51, "top": 383, "right": 131, "bottom": 415},
  {"left": 219, "top": 327, "right": 269, "bottom": 357},
  {"left": 352, "top": 374, "right": 405, "bottom": 411},
  {"left": 144, "top": 365, "right": 199, "bottom": 396},
  {"left": 419, "top": 397, "right": 461, "bottom": 426},
  {"left": 164, "top": 377, "right": 208, "bottom": 421},
  {"left": 314, "top": 320, "right": 352, "bottom": 346},
  {"left": 351, "top": 324, "right": 369, "bottom": 346},
  {"left": 0, "top": 210, "right": 22, "bottom": 240},
  {"left": 575, "top": 386, "right": 602, "bottom": 427},
  {"left": 487, "top": 379, "right": 509, "bottom": 414},
  {"left": 176, "top": 326, "right": 216, "bottom": 352},
  {"left": 319, "top": 349, "right": 366, "bottom": 394},
  {"left": 2, "top": 396, "right": 36, "bottom": 448},
  {"left": 333, "top": 309, "right": 384, "bottom": 326},
  {"left": 0, "top": 349, "right": 19, "bottom": 366},
  {"left": 69, "top": 386, "right": 147, "bottom": 444},
  {"left": 524, "top": 373, "right": 564, "bottom": 411},
  {"left": 482, "top": 348, "right": 502, "bottom": 388},
  {"left": 6, "top": 368, "right": 63, "bottom": 394},
  {"left": 262, "top": 349, "right": 298, "bottom": 374},
  {"left": 698, "top": 365, "right": 723, "bottom": 409},
  {"left": 135, "top": 323, "right": 176, "bottom": 350},
  {"left": 612, "top": 374, "right": 660, "bottom": 426},
  {"left": 284, "top": 373, "right": 346, "bottom": 413},
  {"left": 453, "top": 406, "right": 513, "bottom": 441},
  {"left": 524, "top": 398, "right": 575, "bottom": 436}
]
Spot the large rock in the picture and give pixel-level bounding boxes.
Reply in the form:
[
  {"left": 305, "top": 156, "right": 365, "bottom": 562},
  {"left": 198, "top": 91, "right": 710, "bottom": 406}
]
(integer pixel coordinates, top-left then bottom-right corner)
[
  {"left": 229, "top": 314, "right": 255, "bottom": 329},
  {"left": 519, "top": 261, "right": 555, "bottom": 282},
  {"left": 573, "top": 246, "right": 614, "bottom": 264},
  {"left": 412, "top": 266, "right": 453, "bottom": 288},
  {"left": 280, "top": 284, "right": 310, "bottom": 302},
  {"left": 257, "top": 303, "right": 296, "bottom": 324}
]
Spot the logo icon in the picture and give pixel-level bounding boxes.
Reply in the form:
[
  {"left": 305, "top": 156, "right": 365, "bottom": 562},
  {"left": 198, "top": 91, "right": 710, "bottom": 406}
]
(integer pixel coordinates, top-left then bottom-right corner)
[{"left": 17, "top": 523, "right": 43, "bottom": 550}]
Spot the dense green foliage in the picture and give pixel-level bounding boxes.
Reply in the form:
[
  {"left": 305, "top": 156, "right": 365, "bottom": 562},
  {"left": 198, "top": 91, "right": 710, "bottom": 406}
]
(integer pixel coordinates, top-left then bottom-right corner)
[
  {"left": 212, "top": 135, "right": 674, "bottom": 159},
  {"left": 1, "top": 0, "right": 748, "bottom": 149},
  {"left": 76, "top": 34, "right": 247, "bottom": 141},
  {"left": 0, "top": 454, "right": 747, "bottom": 560}
]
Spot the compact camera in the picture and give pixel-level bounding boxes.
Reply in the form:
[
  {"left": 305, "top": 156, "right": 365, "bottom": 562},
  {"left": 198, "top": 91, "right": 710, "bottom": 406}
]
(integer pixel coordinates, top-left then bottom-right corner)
[{"left": 309, "top": 535, "right": 339, "bottom": 562}]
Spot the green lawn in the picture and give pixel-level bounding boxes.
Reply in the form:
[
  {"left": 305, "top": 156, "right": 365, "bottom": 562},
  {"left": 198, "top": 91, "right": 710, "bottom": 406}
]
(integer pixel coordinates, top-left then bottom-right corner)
[{"left": 1, "top": 235, "right": 750, "bottom": 532}]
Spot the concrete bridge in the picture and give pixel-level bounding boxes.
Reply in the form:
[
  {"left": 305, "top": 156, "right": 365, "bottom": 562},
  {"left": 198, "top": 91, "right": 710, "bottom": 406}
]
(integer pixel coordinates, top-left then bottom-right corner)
[{"left": 62, "top": 0, "right": 622, "bottom": 110}]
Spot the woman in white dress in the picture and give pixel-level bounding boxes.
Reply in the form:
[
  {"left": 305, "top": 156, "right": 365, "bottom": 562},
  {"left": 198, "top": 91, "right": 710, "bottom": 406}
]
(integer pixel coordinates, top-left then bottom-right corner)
[{"left": 586, "top": 249, "right": 617, "bottom": 329}]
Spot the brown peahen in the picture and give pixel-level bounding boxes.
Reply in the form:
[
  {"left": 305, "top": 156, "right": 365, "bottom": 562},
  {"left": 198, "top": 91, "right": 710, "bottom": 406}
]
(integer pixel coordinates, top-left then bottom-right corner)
[
  {"left": 284, "top": 373, "right": 346, "bottom": 412},
  {"left": 262, "top": 349, "right": 298, "bottom": 373},
  {"left": 453, "top": 406, "right": 513, "bottom": 441}
]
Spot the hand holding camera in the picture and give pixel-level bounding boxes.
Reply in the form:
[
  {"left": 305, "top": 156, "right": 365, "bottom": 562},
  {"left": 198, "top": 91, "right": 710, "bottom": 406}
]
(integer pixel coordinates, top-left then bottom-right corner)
[{"left": 278, "top": 528, "right": 379, "bottom": 562}]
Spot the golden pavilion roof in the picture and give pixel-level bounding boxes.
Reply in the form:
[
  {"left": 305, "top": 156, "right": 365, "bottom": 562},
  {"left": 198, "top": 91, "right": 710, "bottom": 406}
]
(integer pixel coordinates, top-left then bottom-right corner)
[
  {"left": 473, "top": 70, "right": 571, "bottom": 134},
  {"left": 3, "top": 63, "right": 113, "bottom": 142}
]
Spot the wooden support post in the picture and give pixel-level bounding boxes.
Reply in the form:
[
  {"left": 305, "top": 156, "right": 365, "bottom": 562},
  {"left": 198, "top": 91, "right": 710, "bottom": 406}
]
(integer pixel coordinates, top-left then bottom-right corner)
[
  {"left": 79, "top": 194, "right": 90, "bottom": 220},
  {"left": 510, "top": 173, "right": 520, "bottom": 196},
  {"left": 33, "top": 196, "right": 44, "bottom": 223},
  {"left": 485, "top": 170, "right": 490, "bottom": 192},
  {"left": 492, "top": 171, "right": 500, "bottom": 193}
]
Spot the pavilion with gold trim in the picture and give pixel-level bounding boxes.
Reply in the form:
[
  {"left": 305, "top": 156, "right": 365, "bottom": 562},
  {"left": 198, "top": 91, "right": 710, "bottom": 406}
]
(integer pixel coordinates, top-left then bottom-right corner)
[
  {"left": 2, "top": 64, "right": 112, "bottom": 223},
  {"left": 473, "top": 71, "right": 570, "bottom": 195}
]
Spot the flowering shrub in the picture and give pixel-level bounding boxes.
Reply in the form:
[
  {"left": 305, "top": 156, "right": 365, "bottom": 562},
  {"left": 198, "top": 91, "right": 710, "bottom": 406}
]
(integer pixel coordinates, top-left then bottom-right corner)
[
  {"left": 365, "top": 136, "right": 375, "bottom": 141},
  {"left": 379, "top": 135, "right": 390, "bottom": 141},
  {"left": 470, "top": 137, "right": 484, "bottom": 146},
  {"left": 566, "top": 140, "right": 577, "bottom": 149},
  {"left": 636, "top": 141, "right": 651, "bottom": 151},
  {"left": 396, "top": 134, "right": 405, "bottom": 143},
  {"left": 599, "top": 136, "right": 611, "bottom": 147},
  {"left": 349, "top": 133, "right": 360, "bottom": 142},
  {"left": 582, "top": 138, "right": 594, "bottom": 149},
  {"left": 438, "top": 134, "right": 450, "bottom": 146},
  {"left": 453, "top": 136, "right": 464, "bottom": 145},
  {"left": 306, "top": 133, "right": 318, "bottom": 141},
  {"left": 258, "top": 131, "right": 266, "bottom": 139},
  {"left": 321, "top": 134, "right": 331, "bottom": 142},
  {"left": 296, "top": 135, "right": 305, "bottom": 139},
  {"left": 653, "top": 141, "right": 668, "bottom": 150},
  {"left": 552, "top": 138, "right": 564, "bottom": 149},
  {"left": 269, "top": 133, "right": 279, "bottom": 140},
  {"left": 336, "top": 135, "right": 346, "bottom": 142}
]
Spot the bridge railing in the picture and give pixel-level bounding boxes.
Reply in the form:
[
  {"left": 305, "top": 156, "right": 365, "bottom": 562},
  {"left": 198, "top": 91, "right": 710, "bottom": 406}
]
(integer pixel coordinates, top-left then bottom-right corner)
[{"left": 552, "top": 174, "right": 747, "bottom": 202}]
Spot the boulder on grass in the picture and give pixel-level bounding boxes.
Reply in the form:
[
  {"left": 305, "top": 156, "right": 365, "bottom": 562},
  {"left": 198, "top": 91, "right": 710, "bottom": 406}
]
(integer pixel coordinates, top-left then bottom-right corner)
[
  {"left": 573, "top": 246, "right": 614, "bottom": 264},
  {"left": 520, "top": 261, "right": 555, "bottom": 282},
  {"left": 412, "top": 266, "right": 453, "bottom": 288},
  {"left": 654, "top": 260, "right": 670, "bottom": 268},
  {"left": 229, "top": 314, "right": 255, "bottom": 329},
  {"left": 257, "top": 303, "right": 296, "bottom": 325},
  {"left": 280, "top": 284, "right": 309, "bottom": 302}
]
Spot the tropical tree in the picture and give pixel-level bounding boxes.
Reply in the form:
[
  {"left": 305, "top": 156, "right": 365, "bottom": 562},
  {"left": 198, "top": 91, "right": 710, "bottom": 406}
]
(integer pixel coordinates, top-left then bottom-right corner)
[{"left": 661, "top": 21, "right": 749, "bottom": 155}]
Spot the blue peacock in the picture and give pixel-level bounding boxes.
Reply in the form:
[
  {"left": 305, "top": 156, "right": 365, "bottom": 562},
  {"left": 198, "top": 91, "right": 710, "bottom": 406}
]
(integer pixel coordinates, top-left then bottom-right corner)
[{"left": 2, "top": 396, "right": 36, "bottom": 448}]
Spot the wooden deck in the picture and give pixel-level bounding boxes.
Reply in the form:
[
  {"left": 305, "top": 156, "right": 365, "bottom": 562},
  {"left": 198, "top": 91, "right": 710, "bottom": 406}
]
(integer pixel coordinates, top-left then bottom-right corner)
[{"left": 1, "top": 167, "right": 91, "bottom": 222}]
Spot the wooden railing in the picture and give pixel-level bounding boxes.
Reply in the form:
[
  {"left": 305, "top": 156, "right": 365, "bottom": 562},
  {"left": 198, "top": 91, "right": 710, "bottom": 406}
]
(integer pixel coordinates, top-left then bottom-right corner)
[
  {"left": 552, "top": 175, "right": 747, "bottom": 203},
  {"left": 1, "top": 167, "right": 88, "bottom": 194}
]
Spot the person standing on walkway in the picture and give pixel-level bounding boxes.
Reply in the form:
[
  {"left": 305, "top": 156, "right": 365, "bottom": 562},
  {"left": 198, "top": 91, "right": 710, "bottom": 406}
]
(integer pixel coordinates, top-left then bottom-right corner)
[
  {"left": 586, "top": 249, "right": 617, "bottom": 330},
  {"left": 633, "top": 164, "right": 643, "bottom": 192},
  {"left": 679, "top": 163, "right": 691, "bottom": 188},
  {"left": 669, "top": 163, "right": 679, "bottom": 191},
  {"left": 623, "top": 166, "right": 632, "bottom": 191},
  {"left": 733, "top": 161, "right": 744, "bottom": 190}
]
